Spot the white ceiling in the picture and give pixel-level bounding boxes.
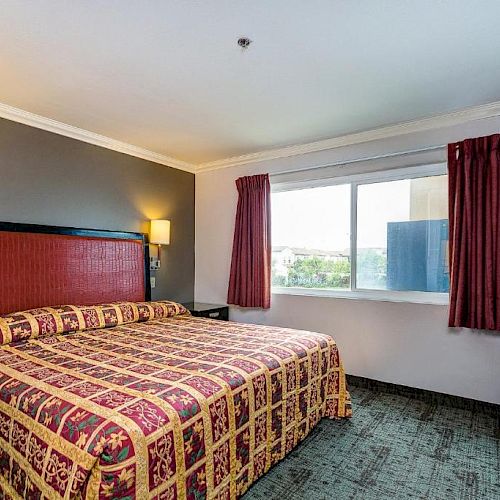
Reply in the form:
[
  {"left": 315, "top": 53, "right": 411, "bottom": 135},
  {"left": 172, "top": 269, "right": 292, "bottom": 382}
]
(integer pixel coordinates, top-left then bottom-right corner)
[{"left": 1, "top": 1, "right": 500, "bottom": 166}]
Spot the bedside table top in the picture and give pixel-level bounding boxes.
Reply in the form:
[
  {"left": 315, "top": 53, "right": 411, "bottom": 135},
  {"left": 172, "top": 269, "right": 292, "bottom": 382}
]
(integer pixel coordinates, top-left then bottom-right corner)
[{"left": 183, "top": 302, "right": 228, "bottom": 312}]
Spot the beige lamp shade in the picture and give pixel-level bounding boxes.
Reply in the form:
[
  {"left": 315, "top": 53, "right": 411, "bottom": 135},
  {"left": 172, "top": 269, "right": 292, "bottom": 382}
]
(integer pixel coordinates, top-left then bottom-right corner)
[{"left": 150, "top": 219, "right": 171, "bottom": 245}]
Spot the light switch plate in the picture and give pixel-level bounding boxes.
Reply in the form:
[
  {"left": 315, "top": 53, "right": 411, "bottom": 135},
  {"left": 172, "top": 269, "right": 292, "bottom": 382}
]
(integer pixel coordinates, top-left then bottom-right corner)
[
  {"left": 149, "top": 256, "right": 161, "bottom": 270},
  {"left": 150, "top": 277, "right": 156, "bottom": 289}
]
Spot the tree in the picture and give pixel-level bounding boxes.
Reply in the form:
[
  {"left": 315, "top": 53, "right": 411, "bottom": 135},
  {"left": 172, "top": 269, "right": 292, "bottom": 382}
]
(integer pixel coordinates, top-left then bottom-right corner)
[{"left": 286, "top": 257, "right": 350, "bottom": 289}]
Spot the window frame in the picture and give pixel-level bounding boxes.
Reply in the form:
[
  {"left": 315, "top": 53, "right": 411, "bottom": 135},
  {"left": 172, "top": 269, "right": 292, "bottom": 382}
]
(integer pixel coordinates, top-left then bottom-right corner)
[{"left": 271, "top": 162, "right": 449, "bottom": 305}]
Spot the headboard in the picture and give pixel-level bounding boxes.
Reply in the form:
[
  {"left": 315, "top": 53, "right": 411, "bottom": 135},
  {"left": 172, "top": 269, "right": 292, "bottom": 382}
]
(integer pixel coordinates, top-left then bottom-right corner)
[{"left": 0, "top": 221, "right": 151, "bottom": 315}]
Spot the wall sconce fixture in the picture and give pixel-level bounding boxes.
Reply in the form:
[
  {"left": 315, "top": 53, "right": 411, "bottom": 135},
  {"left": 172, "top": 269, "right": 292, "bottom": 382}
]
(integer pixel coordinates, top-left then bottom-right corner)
[{"left": 149, "top": 219, "right": 170, "bottom": 270}]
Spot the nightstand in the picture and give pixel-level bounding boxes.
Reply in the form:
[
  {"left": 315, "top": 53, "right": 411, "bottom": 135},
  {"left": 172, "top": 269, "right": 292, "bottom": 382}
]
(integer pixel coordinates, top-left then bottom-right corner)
[{"left": 183, "top": 302, "right": 229, "bottom": 321}]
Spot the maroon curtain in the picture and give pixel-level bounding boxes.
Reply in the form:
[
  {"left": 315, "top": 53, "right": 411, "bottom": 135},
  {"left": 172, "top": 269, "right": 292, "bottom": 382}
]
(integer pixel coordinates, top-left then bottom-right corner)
[
  {"left": 227, "top": 174, "right": 271, "bottom": 309},
  {"left": 448, "top": 134, "right": 500, "bottom": 330}
]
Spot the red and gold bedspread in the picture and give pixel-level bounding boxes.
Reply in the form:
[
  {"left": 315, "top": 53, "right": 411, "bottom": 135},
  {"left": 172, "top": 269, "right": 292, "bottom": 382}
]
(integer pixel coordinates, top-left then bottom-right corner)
[{"left": 0, "top": 301, "right": 351, "bottom": 499}]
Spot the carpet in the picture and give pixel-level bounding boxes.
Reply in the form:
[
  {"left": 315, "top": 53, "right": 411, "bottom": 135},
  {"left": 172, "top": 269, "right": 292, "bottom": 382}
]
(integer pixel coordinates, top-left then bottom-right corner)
[{"left": 242, "top": 383, "right": 499, "bottom": 499}]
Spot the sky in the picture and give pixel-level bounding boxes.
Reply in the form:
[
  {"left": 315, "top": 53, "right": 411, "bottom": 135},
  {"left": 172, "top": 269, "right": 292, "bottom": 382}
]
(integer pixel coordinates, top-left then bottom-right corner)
[{"left": 271, "top": 179, "right": 412, "bottom": 251}]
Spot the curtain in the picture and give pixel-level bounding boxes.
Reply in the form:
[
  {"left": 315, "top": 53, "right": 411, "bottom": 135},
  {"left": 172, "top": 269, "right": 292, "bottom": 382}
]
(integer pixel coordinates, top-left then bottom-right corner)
[
  {"left": 227, "top": 174, "right": 271, "bottom": 309},
  {"left": 448, "top": 134, "right": 500, "bottom": 330}
]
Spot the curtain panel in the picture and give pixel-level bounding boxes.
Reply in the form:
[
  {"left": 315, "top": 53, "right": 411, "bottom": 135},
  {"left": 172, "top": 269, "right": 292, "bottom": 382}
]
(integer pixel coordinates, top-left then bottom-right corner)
[
  {"left": 227, "top": 174, "right": 271, "bottom": 309},
  {"left": 448, "top": 134, "right": 500, "bottom": 330}
]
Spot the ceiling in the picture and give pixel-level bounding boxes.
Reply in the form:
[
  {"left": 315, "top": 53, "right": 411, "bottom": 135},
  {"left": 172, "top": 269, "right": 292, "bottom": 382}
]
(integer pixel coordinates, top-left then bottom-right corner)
[{"left": 1, "top": 1, "right": 500, "bottom": 167}]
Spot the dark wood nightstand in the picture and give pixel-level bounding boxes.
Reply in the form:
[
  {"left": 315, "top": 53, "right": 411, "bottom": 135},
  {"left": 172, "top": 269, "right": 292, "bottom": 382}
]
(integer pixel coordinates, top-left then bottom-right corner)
[{"left": 183, "top": 302, "right": 229, "bottom": 321}]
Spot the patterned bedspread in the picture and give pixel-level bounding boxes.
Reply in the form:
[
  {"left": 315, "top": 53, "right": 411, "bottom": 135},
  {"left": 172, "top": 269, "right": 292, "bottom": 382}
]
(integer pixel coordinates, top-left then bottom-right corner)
[{"left": 0, "top": 301, "right": 351, "bottom": 499}]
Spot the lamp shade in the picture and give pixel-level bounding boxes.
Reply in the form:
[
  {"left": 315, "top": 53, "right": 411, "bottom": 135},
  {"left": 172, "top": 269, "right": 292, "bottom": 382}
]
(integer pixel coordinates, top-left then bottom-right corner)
[{"left": 150, "top": 219, "right": 171, "bottom": 245}]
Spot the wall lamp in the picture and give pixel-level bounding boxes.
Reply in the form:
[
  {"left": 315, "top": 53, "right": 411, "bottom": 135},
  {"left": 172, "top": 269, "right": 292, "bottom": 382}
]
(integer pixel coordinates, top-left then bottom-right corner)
[{"left": 149, "top": 219, "right": 170, "bottom": 270}]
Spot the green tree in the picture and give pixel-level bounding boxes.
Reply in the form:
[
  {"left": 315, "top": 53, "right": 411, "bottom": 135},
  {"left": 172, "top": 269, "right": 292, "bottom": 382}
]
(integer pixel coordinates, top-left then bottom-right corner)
[{"left": 287, "top": 257, "right": 350, "bottom": 289}]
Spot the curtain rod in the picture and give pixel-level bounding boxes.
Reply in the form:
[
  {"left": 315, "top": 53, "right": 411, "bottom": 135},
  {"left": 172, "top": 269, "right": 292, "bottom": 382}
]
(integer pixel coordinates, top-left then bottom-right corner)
[{"left": 269, "top": 144, "right": 446, "bottom": 177}]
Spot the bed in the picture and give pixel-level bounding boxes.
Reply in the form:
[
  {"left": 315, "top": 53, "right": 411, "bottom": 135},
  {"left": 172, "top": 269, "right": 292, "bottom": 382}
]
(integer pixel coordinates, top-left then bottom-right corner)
[{"left": 0, "top": 222, "right": 351, "bottom": 499}]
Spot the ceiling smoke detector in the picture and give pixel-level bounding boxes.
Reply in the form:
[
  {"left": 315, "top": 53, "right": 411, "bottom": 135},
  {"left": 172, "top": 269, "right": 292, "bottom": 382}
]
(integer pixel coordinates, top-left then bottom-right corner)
[{"left": 237, "top": 37, "right": 252, "bottom": 49}]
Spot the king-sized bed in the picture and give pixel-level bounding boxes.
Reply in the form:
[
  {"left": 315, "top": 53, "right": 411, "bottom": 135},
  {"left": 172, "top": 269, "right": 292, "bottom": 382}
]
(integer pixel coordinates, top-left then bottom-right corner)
[{"left": 0, "top": 222, "right": 351, "bottom": 499}]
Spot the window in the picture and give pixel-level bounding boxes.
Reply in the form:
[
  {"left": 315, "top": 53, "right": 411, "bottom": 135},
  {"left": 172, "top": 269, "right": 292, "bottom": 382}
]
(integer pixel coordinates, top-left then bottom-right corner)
[
  {"left": 271, "top": 164, "right": 449, "bottom": 303},
  {"left": 272, "top": 184, "right": 351, "bottom": 289}
]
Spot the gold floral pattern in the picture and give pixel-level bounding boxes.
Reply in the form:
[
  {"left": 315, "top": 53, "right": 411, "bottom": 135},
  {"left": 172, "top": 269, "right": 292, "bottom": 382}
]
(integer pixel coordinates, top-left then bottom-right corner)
[{"left": 0, "top": 300, "right": 188, "bottom": 345}]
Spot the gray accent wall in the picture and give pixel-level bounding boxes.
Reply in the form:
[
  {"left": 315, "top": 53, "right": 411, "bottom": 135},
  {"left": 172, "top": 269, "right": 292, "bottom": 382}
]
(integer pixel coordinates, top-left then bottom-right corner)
[{"left": 0, "top": 117, "right": 194, "bottom": 303}]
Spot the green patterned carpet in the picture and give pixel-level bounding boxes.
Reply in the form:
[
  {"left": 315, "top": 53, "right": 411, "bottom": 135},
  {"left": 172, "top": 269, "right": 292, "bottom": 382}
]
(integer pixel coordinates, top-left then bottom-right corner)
[{"left": 243, "top": 384, "right": 500, "bottom": 500}]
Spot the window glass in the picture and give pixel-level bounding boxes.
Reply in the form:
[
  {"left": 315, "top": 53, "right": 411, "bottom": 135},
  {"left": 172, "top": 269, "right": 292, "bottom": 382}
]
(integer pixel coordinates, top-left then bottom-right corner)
[
  {"left": 271, "top": 184, "right": 351, "bottom": 289},
  {"left": 356, "top": 175, "right": 449, "bottom": 292},
  {"left": 271, "top": 168, "right": 449, "bottom": 297}
]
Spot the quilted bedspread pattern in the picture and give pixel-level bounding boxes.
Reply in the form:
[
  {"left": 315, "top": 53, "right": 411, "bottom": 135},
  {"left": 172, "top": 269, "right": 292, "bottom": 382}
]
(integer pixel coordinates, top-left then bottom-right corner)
[{"left": 0, "top": 303, "right": 351, "bottom": 499}]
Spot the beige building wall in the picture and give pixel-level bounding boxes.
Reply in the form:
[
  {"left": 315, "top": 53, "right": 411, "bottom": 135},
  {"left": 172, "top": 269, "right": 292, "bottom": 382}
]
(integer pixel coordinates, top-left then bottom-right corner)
[{"left": 410, "top": 175, "right": 448, "bottom": 220}]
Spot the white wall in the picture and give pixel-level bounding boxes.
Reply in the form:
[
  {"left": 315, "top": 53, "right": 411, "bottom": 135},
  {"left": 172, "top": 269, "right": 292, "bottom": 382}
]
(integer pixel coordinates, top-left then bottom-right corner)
[{"left": 195, "top": 116, "right": 500, "bottom": 404}]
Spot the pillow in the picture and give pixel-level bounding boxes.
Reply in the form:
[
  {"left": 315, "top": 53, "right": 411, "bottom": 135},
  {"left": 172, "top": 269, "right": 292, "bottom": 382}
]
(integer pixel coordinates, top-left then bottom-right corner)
[
  {"left": 97, "top": 301, "right": 188, "bottom": 327},
  {"left": 0, "top": 300, "right": 188, "bottom": 346}
]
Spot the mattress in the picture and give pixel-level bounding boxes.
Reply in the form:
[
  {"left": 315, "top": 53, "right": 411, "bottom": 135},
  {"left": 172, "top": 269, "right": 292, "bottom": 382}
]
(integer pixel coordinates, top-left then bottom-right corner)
[{"left": 0, "top": 301, "right": 351, "bottom": 499}]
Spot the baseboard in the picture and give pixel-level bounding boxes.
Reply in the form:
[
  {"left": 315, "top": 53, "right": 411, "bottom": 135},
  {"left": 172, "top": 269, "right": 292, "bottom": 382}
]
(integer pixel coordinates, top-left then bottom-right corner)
[{"left": 346, "top": 374, "right": 499, "bottom": 416}]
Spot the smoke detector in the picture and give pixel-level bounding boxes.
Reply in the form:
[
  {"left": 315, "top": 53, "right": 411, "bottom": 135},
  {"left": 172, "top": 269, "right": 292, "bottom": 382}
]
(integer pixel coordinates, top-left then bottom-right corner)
[{"left": 237, "top": 37, "right": 252, "bottom": 49}]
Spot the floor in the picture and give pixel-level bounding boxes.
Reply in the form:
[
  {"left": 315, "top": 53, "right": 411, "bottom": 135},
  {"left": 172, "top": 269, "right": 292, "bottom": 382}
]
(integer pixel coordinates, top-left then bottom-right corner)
[{"left": 243, "top": 384, "right": 500, "bottom": 500}]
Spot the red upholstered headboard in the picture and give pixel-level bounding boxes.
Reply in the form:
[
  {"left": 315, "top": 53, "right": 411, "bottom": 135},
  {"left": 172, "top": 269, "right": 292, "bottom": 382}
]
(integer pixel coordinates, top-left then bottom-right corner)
[{"left": 0, "top": 222, "right": 151, "bottom": 315}]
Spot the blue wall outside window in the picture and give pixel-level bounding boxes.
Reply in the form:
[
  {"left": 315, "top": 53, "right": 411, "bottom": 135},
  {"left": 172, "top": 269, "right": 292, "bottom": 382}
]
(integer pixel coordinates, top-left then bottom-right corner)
[{"left": 387, "top": 219, "right": 449, "bottom": 293}]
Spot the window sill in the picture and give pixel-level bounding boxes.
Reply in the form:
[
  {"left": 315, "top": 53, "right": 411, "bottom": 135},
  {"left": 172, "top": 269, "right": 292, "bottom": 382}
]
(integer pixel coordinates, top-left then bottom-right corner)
[{"left": 271, "top": 287, "right": 449, "bottom": 305}]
